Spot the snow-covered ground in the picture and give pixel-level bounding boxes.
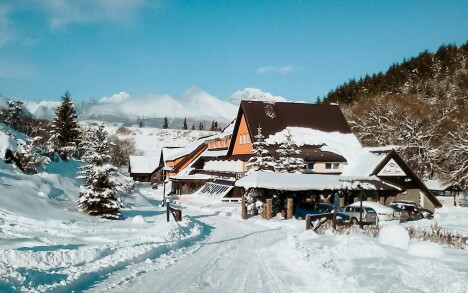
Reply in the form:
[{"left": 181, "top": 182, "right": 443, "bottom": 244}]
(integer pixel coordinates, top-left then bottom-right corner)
[{"left": 1, "top": 126, "right": 468, "bottom": 292}]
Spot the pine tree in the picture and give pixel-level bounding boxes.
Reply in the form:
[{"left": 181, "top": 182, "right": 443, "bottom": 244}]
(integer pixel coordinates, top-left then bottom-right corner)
[
  {"left": 191, "top": 123, "right": 195, "bottom": 130},
  {"left": 49, "top": 91, "right": 80, "bottom": 159},
  {"left": 199, "top": 122, "right": 204, "bottom": 130},
  {"left": 246, "top": 127, "right": 274, "bottom": 172},
  {"left": 182, "top": 118, "right": 188, "bottom": 130},
  {"left": 162, "top": 117, "right": 169, "bottom": 129},
  {"left": 6, "top": 100, "right": 23, "bottom": 131},
  {"left": 274, "top": 130, "right": 305, "bottom": 173},
  {"left": 77, "top": 124, "right": 129, "bottom": 219}
]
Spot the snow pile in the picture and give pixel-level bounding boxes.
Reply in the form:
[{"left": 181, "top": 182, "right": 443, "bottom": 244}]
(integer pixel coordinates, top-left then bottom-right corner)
[
  {"left": 266, "top": 127, "right": 385, "bottom": 176},
  {"left": 408, "top": 241, "right": 445, "bottom": 258},
  {"left": 378, "top": 224, "right": 410, "bottom": 249},
  {"left": 132, "top": 215, "right": 147, "bottom": 224}
]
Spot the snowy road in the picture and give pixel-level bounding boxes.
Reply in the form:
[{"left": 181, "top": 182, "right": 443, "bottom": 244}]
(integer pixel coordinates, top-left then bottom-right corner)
[
  {"left": 88, "top": 201, "right": 468, "bottom": 293},
  {"left": 90, "top": 210, "right": 309, "bottom": 293}
]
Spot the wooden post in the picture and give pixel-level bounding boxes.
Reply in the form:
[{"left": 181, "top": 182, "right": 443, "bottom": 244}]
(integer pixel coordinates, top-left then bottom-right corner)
[
  {"left": 241, "top": 196, "right": 247, "bottom": 220},
  {"left": 265, "top": 198, "right": 273, "bottom": 220},
  {"left": 166, "top": 201, "right": 170, "bottom": 222},
  {"left": 305, "top": 214, "right": 312, "bottom": 230},
  {"left": 332, "top": 209, "right": 337, "bottom": 230},
  {"left": 287, "top": 198, "right": 294, "bottom": 219}
]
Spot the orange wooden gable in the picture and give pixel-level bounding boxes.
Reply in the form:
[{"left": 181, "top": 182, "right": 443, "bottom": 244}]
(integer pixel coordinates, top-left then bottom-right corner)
[
  {"left": 231, "top": 114, "right": 253, "bottom": 155},
  {"left": 166, "top": 143, "right": 207, "bottom": 177}
]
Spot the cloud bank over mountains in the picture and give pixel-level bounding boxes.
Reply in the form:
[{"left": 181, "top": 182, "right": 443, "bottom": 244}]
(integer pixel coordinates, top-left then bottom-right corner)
[{"left": 19, "top": 86, "right": 289, "bottom": 123}]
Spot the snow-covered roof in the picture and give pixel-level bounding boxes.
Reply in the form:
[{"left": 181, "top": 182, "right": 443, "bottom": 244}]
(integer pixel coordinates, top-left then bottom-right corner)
[
  {"left": 204, "top": 120, "right": 235, "bottom": 141},
  {"left": 235, "top": 171, "right": 400, "bottom": 191},
  {"left": 424, "top": 179, "right": 450, "bottom": 191},
  {"left": 163, "top": 140, "right": 205, "bottom": 161},
  {"left": 266, "top": 127, "right": 385, "bottom": 176},
  {"left": 129, "top": 155, "right": 160, "bottom": 174},
  {"left": 200, "top": 149, "right": 229, "bottom": 158},
  {"left": 171, "top": 173, "right": 212, "bottom": 180}
]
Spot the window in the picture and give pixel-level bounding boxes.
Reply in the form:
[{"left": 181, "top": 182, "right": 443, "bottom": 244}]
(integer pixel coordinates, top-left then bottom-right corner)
[
  {"left": 325, "top": 163, "right": 340, "bottom": 170},
  {"left": 306, "top": 162, "right": 315, "bottom": 170}
]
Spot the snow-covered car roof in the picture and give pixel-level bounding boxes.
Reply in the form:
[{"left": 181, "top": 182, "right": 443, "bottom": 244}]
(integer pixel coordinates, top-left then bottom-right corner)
[{"left": 349, "top": 201, "right": 394, "bottom": 213}]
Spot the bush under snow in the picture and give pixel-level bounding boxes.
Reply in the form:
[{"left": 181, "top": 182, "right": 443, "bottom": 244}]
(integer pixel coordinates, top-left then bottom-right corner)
[{"left": 378, "top": 224, "right": 410, "bottom": 249}]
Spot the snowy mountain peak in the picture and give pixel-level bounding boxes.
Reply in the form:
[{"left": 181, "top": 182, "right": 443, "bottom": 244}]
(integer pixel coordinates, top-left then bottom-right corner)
[{"left": 228, "top": 88, "right": 287, "bottom": 105}]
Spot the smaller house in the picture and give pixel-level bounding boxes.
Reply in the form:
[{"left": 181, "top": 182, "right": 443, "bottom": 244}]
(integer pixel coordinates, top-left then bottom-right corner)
[
  {"left": 425, "top": 179, "right": 465, "bottom": 207},
  {"left": 128, "top": 155, "right": 162, "bottom": 182}
]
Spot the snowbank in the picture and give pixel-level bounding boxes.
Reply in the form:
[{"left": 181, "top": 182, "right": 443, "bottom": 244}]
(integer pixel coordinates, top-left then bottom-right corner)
[
  {"left": 408, "top": 241, "right": 445, "bottom": 258},
  {"left": 378, "top": 225, "right": 410, "bottom": 249}
]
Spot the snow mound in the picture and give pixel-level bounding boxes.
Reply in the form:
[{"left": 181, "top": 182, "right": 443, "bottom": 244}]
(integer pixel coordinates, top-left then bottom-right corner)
[
  {"left": 132, "top": 215, "right": 147, "bottom": 224},
  {"left": 407, "top": 241, "right": 445, "bottom": 258},
  {"left": 378, "top": 225, "right": 410, "bottom": 249}
]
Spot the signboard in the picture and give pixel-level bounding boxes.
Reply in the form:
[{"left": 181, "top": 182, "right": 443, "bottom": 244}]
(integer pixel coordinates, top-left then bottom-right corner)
[{"left": 377, "top": 159, "right": 406, "bottom": 176}]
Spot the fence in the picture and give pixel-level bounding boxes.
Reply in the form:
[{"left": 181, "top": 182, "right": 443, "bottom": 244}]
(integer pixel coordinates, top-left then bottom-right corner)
[{"left": 166, "top": 201, "right": 182, "bottom": 222}]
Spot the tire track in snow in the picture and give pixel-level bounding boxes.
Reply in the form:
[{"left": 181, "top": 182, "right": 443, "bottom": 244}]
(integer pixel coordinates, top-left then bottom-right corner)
[{"left": 110, "top": 213, "right": 309, "bottom": 293}]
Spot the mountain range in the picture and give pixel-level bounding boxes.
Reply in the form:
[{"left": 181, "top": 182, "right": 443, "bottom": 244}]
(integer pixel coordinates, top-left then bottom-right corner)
[
  {"left": 1, "top": 87, "right": 287, "bottom": 126},
  {"left": 0, "top": 86, "right": 286, "bottom": 128}
]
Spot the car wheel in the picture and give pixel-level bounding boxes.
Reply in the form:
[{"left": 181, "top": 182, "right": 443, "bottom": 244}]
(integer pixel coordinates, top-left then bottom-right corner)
[{"left": 351, "top": 218, "right": 358, "bottom": 225}]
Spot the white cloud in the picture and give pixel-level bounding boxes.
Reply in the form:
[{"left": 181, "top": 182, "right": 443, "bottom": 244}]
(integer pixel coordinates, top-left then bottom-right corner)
[
  {"left": 256, "top": 65, "right": 299, "bottom": 75},
  {"left": 99, "top": 92, "right": 131, "bottom": 104},
  {"left": 38, "top": 0, "right": 150, "bottom": 29}
]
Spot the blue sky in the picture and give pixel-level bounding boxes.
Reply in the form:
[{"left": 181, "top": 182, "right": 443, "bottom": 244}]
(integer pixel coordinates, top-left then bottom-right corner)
[{"left": 1, "top": 0, "right": 468, "bottom": 103}]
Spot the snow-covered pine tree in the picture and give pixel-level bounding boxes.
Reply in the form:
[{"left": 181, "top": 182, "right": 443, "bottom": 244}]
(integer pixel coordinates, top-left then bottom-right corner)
[
  {"left": 246, "top": 127, "right": 274, "bottom": 172},
  {"left": 49, "top": 91, "right": 80, "bottom": 159},
  {"left": 274, "top": 130, "right": 305, "bottom": 173},
  {"left": 6, "top": 100, "right": 23, "bottom": 131},
  {"left": 77, "top": 123, "right": 128, "bottom": 219},
  {"left": 18, "top": 136, "right": 50, "bottom": 174}
]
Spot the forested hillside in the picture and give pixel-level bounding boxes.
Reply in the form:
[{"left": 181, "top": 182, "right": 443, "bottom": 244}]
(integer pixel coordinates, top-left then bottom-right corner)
[{"left": 324, "top": 43, "right": 468, "bottom": 189}]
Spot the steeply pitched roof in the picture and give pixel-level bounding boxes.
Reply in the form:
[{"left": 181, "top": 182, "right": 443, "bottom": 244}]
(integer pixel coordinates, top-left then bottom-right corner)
[
  {"left": 228, "top": 101, "right": 352, "bottom": 156},
  {"left": 243, "top": 100, "right": 351, "bottom": 135},
  {"left": 371, "top": 149, "right": 442, "bottom": 208}
]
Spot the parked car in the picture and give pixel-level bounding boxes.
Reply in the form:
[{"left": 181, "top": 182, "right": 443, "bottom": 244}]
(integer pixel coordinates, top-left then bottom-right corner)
[
  {"left": 387, "top": 205, "right": 409, "bottom": 222},
  {"left": 342, "top": 205, "right": 377, "bottom": 225},
  {"left": 294, "top": 202, "right": 350, "bottom": 223},
  {"left": 349, "top": 201, "right": 394, "bottom": 223},
  {"left": 391, "top": 201, "right": 425, "bottom": 220}
]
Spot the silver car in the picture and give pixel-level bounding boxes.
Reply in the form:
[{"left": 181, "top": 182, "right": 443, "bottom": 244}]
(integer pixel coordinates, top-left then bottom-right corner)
[{"left": 342, "top": 206, "right": 378, "bottom": 225}]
